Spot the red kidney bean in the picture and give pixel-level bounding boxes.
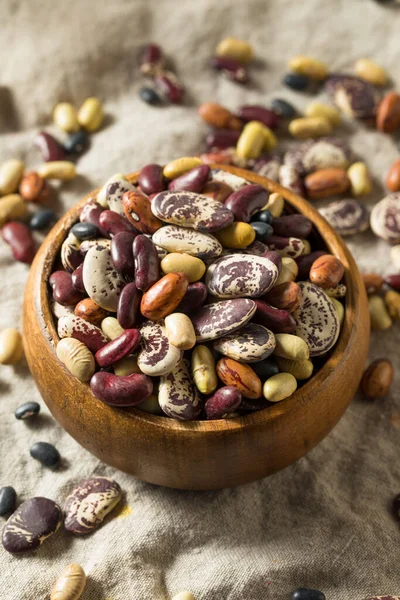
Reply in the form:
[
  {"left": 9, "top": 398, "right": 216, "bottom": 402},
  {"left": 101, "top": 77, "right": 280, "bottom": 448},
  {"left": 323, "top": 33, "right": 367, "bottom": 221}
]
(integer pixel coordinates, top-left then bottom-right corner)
[
  {"left": 168, "top": 165, "right": 211, "bottom": 193},
  {"left": 99, "top": 210, "right": 138, "bottom": 237},
  {"left": 1, "top": 222, "right": 36, "bottom": 264},
  {"left": 253, "top": 299, "right": 297, "bottom": 333},
  {"left": 385, "top": 274, "right": 400, "bottom": 291},
  {"left": 49, "top": 271, "right": 83, "bottom": 306},
  {"left": 71, "top": 263, "right": 86, "bottom": 293},
  {"left": 272, "top": 215, "right": 312, "bottom": 239},
  {"left": 236, "top": 105, "right": 280, "bottom": 129},
  {"left": 95, "top": 329, "right": 141, "bottom": 368},
  {"left": 90, "top": 371, "right": 153, "bottom": 406},
  {"left": 117, "top": 282, "right": 140, "bottom": 329},
  {"left": 110, "top": 231, "right": 136, "bottom": 277},
  {"left": 80, "top": 200, "right": 109, "bottom": 238},
  {"left": 296, "top": 250, "right": 326, "bottom": 279},
  {"left": 34, "top": 131, "right": 66, "bottom": 162},
  {"left": 175, "top": 282, "right": 208, "bottom": 314},
  {"left": 210, "top": 56, "right": 249, "bottom": 84},
  {"left": 264, "top": 250, "right": 282, "bottom": 271},
  {"left": 206, "top": 129, "right": 241, "bottom": 150},
  {"left": 139, "top": 43, "right": 164, "bottom": 76},
  {"left": 138, "top": 164, "right": 166, "bottom": 196},
  {"left": 133, "top": 234, "right": 160, "bottom": 292},
  {"left": 155, "top": 71, "right": 185, "bottom": 104},
  {"left": 205, "top": 386, "right": 242, "bottom": 420},
  {"left": 224, "top": 185, "right": 269, "bottom": 222}
]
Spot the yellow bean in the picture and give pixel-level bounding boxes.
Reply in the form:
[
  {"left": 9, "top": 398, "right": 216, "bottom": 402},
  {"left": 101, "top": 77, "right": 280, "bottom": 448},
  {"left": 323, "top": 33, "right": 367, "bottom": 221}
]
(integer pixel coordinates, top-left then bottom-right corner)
[
  {"left": 191, "top": 345, "right": 218, "bottom": 394},
  {"left": 50, "top": 563, "right": 86, "bottom": 600},
  {"left": 56, "top": 338, "right": 95, "bottom": 381},
  {"left": 0, "top": 194, "right": 26, "bottom": 227},
  {"left": 0, "top": 159, "right": 24, "bottom": 195},
  {"left": 384, "top": 290, "right": 400, "bottom": 320},
  {"left": 262, "top": 126, "right": 278, "bottom": 151},
  {"left": 275, "top": 357, "right": 314, "bottom": 380},
  {"left": 53, "top": 102, "right": 80, "bottom": 133},
  {"left": 214, "top": 222, "right": 255, "bottom": 248},
  {"left": 136, "top": 394, "right": 163, "bottom": 415},
  {"left": 236, "top": 121, "right": 265, "bottom": 159},
  {"left": 304, "top": 101, "right": 341, "bottom": 125},
  {"left": 273, "top": 333, "right": 309, "bottom": 360},
  {"left": 163, "top": 157, "right": 203, "bottom": 179},
  {"left": 289, "top": 117, "right": 332, "bottom": 139},
  {"left": 288, "top": 55, "right": 328, "bottom": 80},
  {"left": 263, "top": 372, "right": 297, "bottom": 402},
  {"left": 0, "top": 328, "right": 23, "bottom": 365},
  {"left": 347, "top": 162, "right": 372, "bottom": 197},
  {"left": 368, "top": 295, "right": 392, "bottom": 330},
  {"left": 78, "top": 97, "right": 104, "bottom": 131},
  {"left": 274, "top": 257, "right": 298, "bottom": 286},
  {"left": 355, "top": 58, "right": 388, "bottom": 87},
  {"left": 101, "top": 317, "right": 125, "bottom": 340},
  {"left": 161, "top": 253, "right": 206, "bottom": 282},
  {"left": 262, "top": 192, "right": 284, "bottom": 217},
  {"left": 331, "top": 297, "right": 345, "bottom": 326},
  {"left": 38, "top": 161, "right": 76, "bottom": 181},
  {"left": 216, "top": 37, "right": 254, "bottom": 63}
]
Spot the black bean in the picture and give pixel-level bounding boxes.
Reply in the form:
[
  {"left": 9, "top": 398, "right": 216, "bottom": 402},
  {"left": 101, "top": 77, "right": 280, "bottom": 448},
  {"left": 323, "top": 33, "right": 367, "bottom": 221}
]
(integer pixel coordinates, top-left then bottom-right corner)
[
  {"left": 291, "top": 589, "right": 326, "bottom": 600},
  {"left": 29, "top": 209, "right": 57, "bottom": 231},
  {"left": 283, "top": 73, "right": 310, "bottom": 91},
  {"left": 0, "top": 487, "right": 17, "bottom": 517},
  {"left": 251, "top": 209, "right": 273, "bottom": 224},
  {"left": 64, "top": 130, "right": 89, "bottom": 155},
  {"left": 71, "top": 222, "right": 99, "bottom": 241},
  {"left": 30, "top": 442, "right": 60, "bottom": 467},
  {"left": 271, "top": 98, "right": 297, "bottom": 119},
  {"left": 251, "top": 357, "right": 279, "bottom": 380},
  {"left": 251, "top": 221, "right": 274, "bottom": 241},
  {"left": 15, "top": 401, "right": 40, "bottom": 420},
  {"left": 139, "top": 87, "right": 162, "bottom": 106}
]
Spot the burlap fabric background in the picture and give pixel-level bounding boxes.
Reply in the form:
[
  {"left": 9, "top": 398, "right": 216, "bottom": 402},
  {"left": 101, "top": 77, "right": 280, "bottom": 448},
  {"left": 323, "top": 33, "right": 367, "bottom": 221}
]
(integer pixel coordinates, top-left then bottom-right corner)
[{"left": 1, "top": 0, "right": 399, "bottom": 598}]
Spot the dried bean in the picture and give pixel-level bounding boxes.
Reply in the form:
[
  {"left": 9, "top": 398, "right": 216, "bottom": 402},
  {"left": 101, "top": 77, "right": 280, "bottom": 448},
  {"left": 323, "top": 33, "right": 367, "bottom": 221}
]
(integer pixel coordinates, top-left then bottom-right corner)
[
  {"left": 176, "top": 282, "right": 208, "bottom": 314},
  {"left": 139, "top": 164, "right": 166, "bottom": 195},
  {"left": 205, "top": 386, "right": 242, "bottom": 419},
  {"left": 385, "top": 290, "right": 400, "bottom": 319},
  {"left": 29, "top": 209, "right": 56, "bottom": 231},
  {"left": 0, "top": 159, "right": 24, "bottom": 195},
  {"left": 90, "top": 371, "right": 153, "bottom": 406},
  {"left": 386, "top": 159, "right": 400, "bottom": 192},
  {"left": 236, "top": 105, "right": 279, "bottom": 129},
  {"left": 83, "top": 246, "right": 125, "bottom": 311},
  {"left": 289, "top": 117, "right": 332, "bottom": 139},
  {"left": 296, "top": 251, "right": 326, "bottom": 279},
  {"left": 58, "top": 314, "right": 108, "bottom": 352},
  {"left": 215, "top": 37, "right": 254, "bottom": 62},
  {"left": 354, "top": 58, "right": 387, "bottom": 86},
  {"left": 123, "top": 190, "right": 162, "bottom": 234},
  {"left": 168, "top": 164, "right": 211, "bottom": 193},
  {"left": 288, "top": 55, "right": 328, "bottom": 80},
  {"left": 253, "top": 300, "right": 297, "bottom": 333},
  {"left": 272, "top": 215, "right": 312, "bottom": 239},
  {"left": 377, "top": 91, "right": 400, "bottom": 133},
  {"left": 139, "top": 43, "right": 164, "bottom": 76},
  {"left": 34, "top": 132, "right": 66, "bottom": 162},
  {"left": 74, "top": 298, "right": 107, "bottom": 326},
  {"left": 347, "top": 161, "right": 372, "bottom": 196},
  {"left": 0, "top": 487, "right": 16, "bottom": 516},
  {"left": 64, "top": 130, "right": 89, "bottom": 155},
  {"left": 309, "top": 254, "right": 344, "bottom": 288},
  {"left": 0, "top": 194, "right": 26, "bottom": 226},
  {"left": 198, "top": 102, "right": 242, "bottom": 130},
  {"left": 305, "top": 101, "right": 341, "bottom": 125},
  {"left": 360, "top": 359, "right": 394, "bottom": 398},
  {"left": 53, "top": 102, "right": 79, "bottom": 133},
  {"left": 161, "top": 253, "right": 205, "bottom": 282},
  {"left": 191, "top": 345, "right": 218, "bottom": 394},
  {"left": 215, "top": 222, "right": 256, "bottom": 248},
  {"left": 77, "top": 97, "right": 104, "bottom": 132},
  {"left": 30, "top": 441, "right": 60, "bottom": 467},
  {"left": 216, "top": 357, "right": 261, "bottom": 399},
  {"left": 133, "top": 234, "right": 160, "bottom": 291},
  {"left": 155, "top": 71, "right": 185, "bottom": 103},
  {"left": 165, "top": 312, "right": 196, "bottom": 350},
  {"left": 95, "top": 329, "right": 141, "bottom": 367},
  {"left": 19, "top": 171, "right": 49, "bottom": 202},
  {"left": 305, "top": 168, "right": 350, "bottom": 199},
  {"left": 71, "top": 263, "right": 85, "bottom": 293},
  {"left": 15, "top": 401, "right": 40, "bottom": 420},
  {"left": 283, "top": 73, "right": 310, "bottom": 90},
  {"left": 271, "top": 98, "right": 296, "bottom": 119},
  {"left": 139, "top": 87, "right": 162, "bottom": 105},
  {"left": 236, "top": 121, "right": 265, "bottom": 159},
  {"left": 159, "top": 358, "right": 202, "bottom": 419},
  {"left": 385, "top": 274, "right": 400, "bottom": 290},
  {"left": 224, "top": 184, "right": 269, "bottom": 221},
  {"left": 263, "top": 281, "right": 302, "bottom": 313},
  {"left": 275, "top": 357, "right": 314, "bottom": 380},
  {"left": 0, "top": 328, "right": 23, "bottom": 364},
  {"left": 263, "top": 372, "right": 297, "bottom": 402},
  {"left": 210, "top": 56, "right": 249, "bottom": 83},
  {"left": 99, "top": 209, "right": 138, "bottom": 237},
  {"left": 140, "top": 272, "right": 188, "bottom": 320},
  {"left": 110, "top": 231, "right": 136, "bottom": 277},
  {"left": 206, "top": 129, "right": 241, "bottom": 149},
  {"left": 362, "top": 273, "right": 384, "bottom": 295},
  {"left": 369, "top": 295, "right": 392, "bottom": 330},
  {"left": 117, "top": 282, "right": 140, "bottom": 329},
  {"left": 1, "top": 221, "right": 36, "bottom": 263},
  {"left": 71, "top": 222, "right": 99, "bottom": 241},
  {"left": 101, "top": 317, "right": 125, "bottom": 340},
  {"left": 50, "top": 563, "right": 86, "bottom": 600},
  {"left": 38, "top": 161, "right": 76, "bottom": 181}
]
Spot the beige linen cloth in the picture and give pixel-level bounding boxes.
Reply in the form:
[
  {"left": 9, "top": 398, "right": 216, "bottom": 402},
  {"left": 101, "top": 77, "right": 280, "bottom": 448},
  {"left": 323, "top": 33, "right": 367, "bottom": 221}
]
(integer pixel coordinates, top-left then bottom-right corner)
[{"left": 1, "top": 0, "right": 400, "bottom": 598}]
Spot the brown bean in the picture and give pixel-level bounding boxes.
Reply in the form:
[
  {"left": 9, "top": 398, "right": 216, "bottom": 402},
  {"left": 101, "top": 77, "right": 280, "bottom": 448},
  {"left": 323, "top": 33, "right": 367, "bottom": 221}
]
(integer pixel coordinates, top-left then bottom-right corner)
[
  {"left": 362, "top": 273, "right": 384, "bottom": 295},
  {"left": 198, "top": 102, "right": 242, "bottom": 130},
  {"left": 1, "top": 221, "right": 36, "bottom": 264},
  {"left": 385, "top": 289, "right": 400, "bottom": 320},
  {"left": 377, "top": 92, "right": 400, "bottom": 133},
  {"left": 386, "top": 159, "right": 400, "bottom": 192},
  {"left": 133, "top": 234, "right": 160, "bottom": 292},
  {"left": 18, "top": 171, "right": 49, "bottom": 203},
  {"left": 74, "top": 298, "right": 107, "bottom": 326},
  {"left": 216, "top": 358, "right": 261, "bottom": 399},
  {"left": 305, "top": 168, "right": 350, "bottom": 199},
  {"left": 263, "top": 282, "right": 302, "bottom": 313},
  {"left": 140, "top": 272, "right": 188, "bottom": 320},
  {"left": 360, "top": 359, "right": 394, "bottom": 399},
  {"left": 224, "top": 184, "right": 269, "bottom": 222},
  {"left": 295, "top": 250, "right": 326, "bottom": 279},
  {"left": 309, "top": 254, "right": 344, "bottom": 289},
  {"left": 122, "top": 190, "right": 162, "bottom": 234},
  {"left": 90, "top": 371, "right": 153, "bottom": 406}
]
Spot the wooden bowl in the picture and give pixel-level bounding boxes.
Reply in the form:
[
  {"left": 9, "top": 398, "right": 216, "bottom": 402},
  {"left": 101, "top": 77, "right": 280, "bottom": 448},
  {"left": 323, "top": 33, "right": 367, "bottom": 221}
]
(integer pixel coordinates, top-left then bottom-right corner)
[{"left": 23, "top": 165, "right": 370, "bottom": 490}]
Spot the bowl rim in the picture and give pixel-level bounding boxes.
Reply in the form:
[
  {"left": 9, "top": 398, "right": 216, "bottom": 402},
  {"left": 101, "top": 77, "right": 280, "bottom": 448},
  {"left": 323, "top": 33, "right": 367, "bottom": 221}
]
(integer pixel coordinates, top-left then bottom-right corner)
[{"left": 37, "top": 164, "right": 360, "bottom": 435}]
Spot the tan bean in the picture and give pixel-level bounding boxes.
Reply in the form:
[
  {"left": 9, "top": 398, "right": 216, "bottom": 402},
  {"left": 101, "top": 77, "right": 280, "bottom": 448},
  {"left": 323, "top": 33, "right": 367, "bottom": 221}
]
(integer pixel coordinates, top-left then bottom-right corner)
[
  {"left": 56, "top": 338, "right": 95, "bottom": 381},
  {"left": 262, "top": 192, "right": 284, "bottom": 217},
  {"left": 273, "top": 333, "right": 310, "bottom": 360},
  {"left": 274, "top": 257, "right": 298, "bottom": 286},
  {"left": 50, "top": 563, "right": 86, "bottom": 600},
  {"left": 77, "top": 97, "right": 104, "bottom": 131},
  {"left": 368, "top": 295, "right": 392, "bottom": 330},
  {"left": 0, "top": 194, "right": 26, "bottom": 226},
  {"left": 38, "top": 161, "right": 76, "bottom": 181},
  {"left": 304, "top": 101, "right": 341, "bottom": 125},
  {"left": 347, "top": 162, "right": 372, "bottom": 196},
  {"left": 289, "top": 117, "right": 332, "bottom": 139},
  {"left": 355, "top": 58, "right": 388, "bottom": 87},
  {"left": 216, "top": 37, "right": 254, "bottom": 63},
  {"left": 135, "top": 393, "right": 163, "bottom": 415},
  {"left": 165, "top": 313, "right": 196, "bottom": 350},
  {"left": 0, "top": 159, "right": 24, "bottom": 195},
  {"left": 172, "top": 593, "right": 197, "bottom": 600},
  {"left": 275, "top": 357, "right": 314, "bottom": 380},
  {"left": 288, "top": 55, "right": 328, "bottom": 80},
  {"left": 53, "top": 102, "right": 80, "bottom": 133},
  {"left": 114, "top": 355, "right": 141, "bottom": 376},
  {"left": 0, "top": 328, "right": 23, "bottom": 365},
  {"left": 362, "top": 273, "right": 384, "bottom": 295},
  {"left": 262, "top": 126, "right": 278, "bottom": 151},
  {"left": 385, "top": 289, "right": 400, "bottom": 320},
  {"left": 161, "top": 253, "right": 206, "bottom": 282},
  {"left": 263, "top": 372, "right": 297, "bottom": 402},
  {"left": 391, "top": 244, "right": 400, "bottom": 270},
  {"left": 163, "top": 157, "right": 203, "bottom": 179},
  {"left": 101, "top": 317, "right": 125, "bottom": 340},
  {"left": 191, "top": 345, "right": 218, "bottom": 394},
  {"left": 360, "top": 359, "right": 394, "bottom": 399}
]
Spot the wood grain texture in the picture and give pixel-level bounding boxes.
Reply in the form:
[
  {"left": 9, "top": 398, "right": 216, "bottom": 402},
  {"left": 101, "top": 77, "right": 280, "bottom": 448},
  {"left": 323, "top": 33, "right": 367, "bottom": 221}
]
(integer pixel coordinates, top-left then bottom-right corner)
[{"left": 22, "top": 165, "right": 370, "bottom": 490}]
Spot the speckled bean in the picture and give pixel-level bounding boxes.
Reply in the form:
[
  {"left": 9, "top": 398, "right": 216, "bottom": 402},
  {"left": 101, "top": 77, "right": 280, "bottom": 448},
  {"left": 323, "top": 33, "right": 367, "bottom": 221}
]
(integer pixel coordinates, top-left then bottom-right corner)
[
  {"left": 159, "top": 358, "right": 202, "bottom": 419},
  {"left": 123, "top": 190, "right": 162, "bottom": 234},
  {"left": 58, "top": 314, "right": 108, "bottom": 352},
  {"left": 139, "top": 43, "right": 165, "bottom": 76},
  {"left": 83, "top": 245, "right": 125, "bottom": 311},
  {"left": 210, "top": 56, "right": 249, "bottom": 84},
  {"left": 133, "top": 234, "right": 160, "bottom": 292},
  {"left": 274, "top": 257, "right": 298, "bottom": 286},
  {"left": 265, "top": 235, "right": 306, "bottom": 258},
  {"left": 216, "top": 357, "right": 262, "bottom": 399}
]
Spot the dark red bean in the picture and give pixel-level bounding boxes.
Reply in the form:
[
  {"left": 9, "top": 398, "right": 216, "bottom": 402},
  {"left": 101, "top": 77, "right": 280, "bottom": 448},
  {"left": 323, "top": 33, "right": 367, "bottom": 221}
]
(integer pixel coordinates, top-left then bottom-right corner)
[
  {"left": 34, "top": 131, "right": 66, "bottom": 162},
  {"left": 264, "top": 250, "right": 282, "bottom": 272},
  {"left": 95, "top": 329, "right": 141, "bottom": 368},
  {"left": 296, "top": 250, "right": 326, "bottom": 279},
  {"left": 117, "top": 282, "right": 140, "bottom": 329},
  {"left": 90, "top": 371, "right": 153, "bottom": 407},
  {"left": 71, "top": 263, "right": 86, "bottom": 293},
  {"left": 253, "top": 300, "right": 297, "bottom": 333},
  {"left": 168, "top": 165, "right": 211, "bottom": 193},
  {"left": 99, "top": 210, "right": 138, "bottom": 237},
  {"left": 210, "top": 56, "right": 249, "bottom": 84},
  {"left": 49, "top": 271, "right": 83, "bottom": 306},
  {"left": 138, "top": 164, "right": 166, "bottom": 196},
  {"left": 272, "top": 215, "right": 313, "bottom": 239},
  {"left": 385, "top": 274, "right": 400, "bottom": 291},
  {"left": 1, "top": 222, "right": 36, "bottom": 264},
  {"left": 133, "top": 234, "right": 160, "bottom": 292},
  {"left": 111, "top": 231, "right": 136, "bottom": 277},
  {"left": 239, "top": 396, "right": 270, "bottom": 412},
  {"left": 206, "top": 129, "right": 241, "bottom": 150},
  {"left": 80, "top": 200, "right": 109, "bottom": 237},
  {"left": 224, "top": 184, "right": 269, "bottom": 222},
  {"left": 155, "top": 71, "right": 185, "bottom": 104},
  {"left": 139, "top": 43, "right": 164, "bottom": 76},
  {"left": 175, "top": 282, "right": 208, "bottom": 314},
  {"left": 236, "top": 105, "right": 280, "bottom": 129},
  {"left": 205, "top": 386, "right": 242, "bottom": 419}
]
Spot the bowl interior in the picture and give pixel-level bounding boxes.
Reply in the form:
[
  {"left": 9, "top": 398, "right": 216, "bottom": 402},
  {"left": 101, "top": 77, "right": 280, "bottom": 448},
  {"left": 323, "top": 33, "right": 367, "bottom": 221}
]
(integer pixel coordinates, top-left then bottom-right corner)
[{"left": 39, "top": 165, "right": 359, "bottom": 434}]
